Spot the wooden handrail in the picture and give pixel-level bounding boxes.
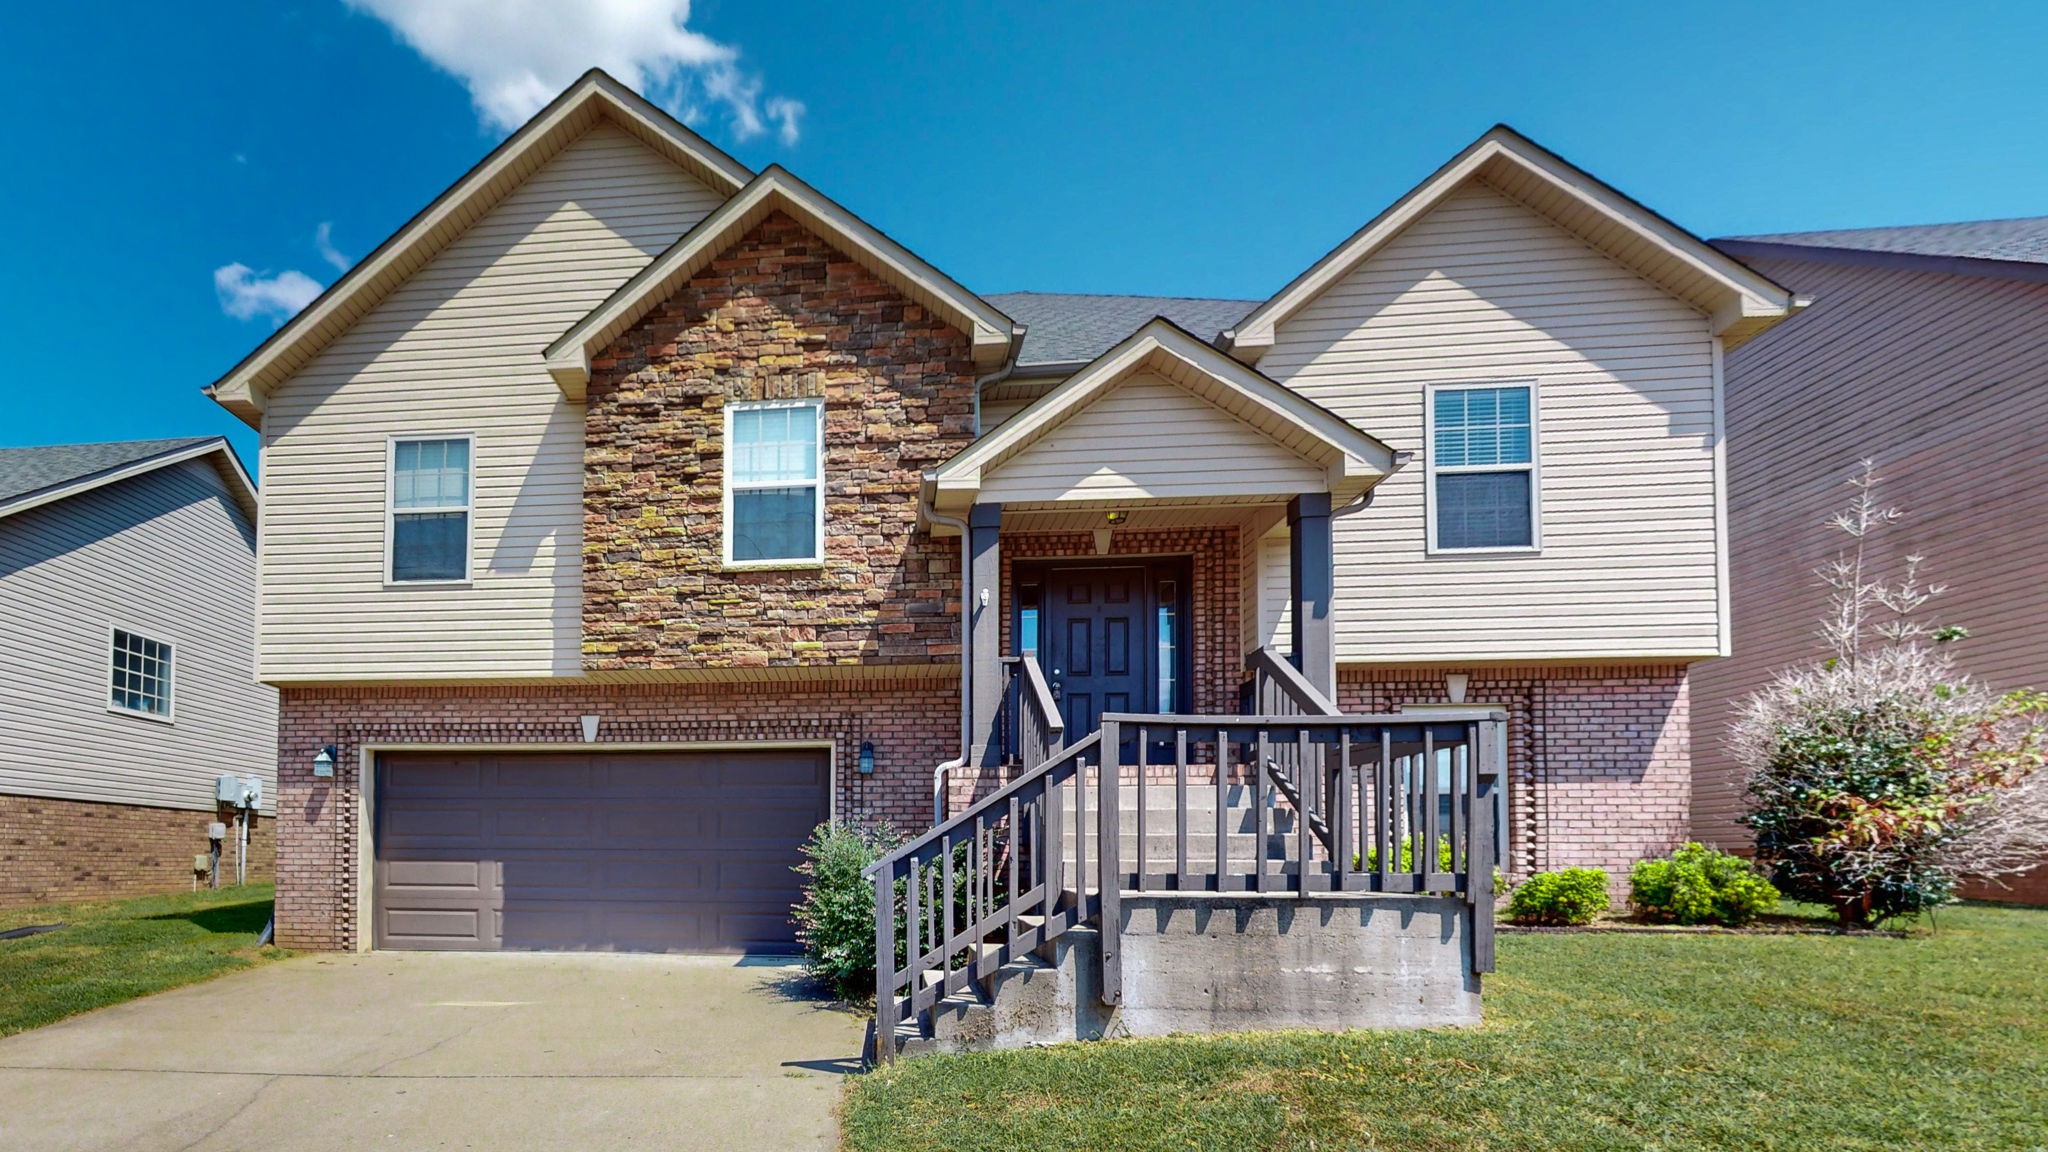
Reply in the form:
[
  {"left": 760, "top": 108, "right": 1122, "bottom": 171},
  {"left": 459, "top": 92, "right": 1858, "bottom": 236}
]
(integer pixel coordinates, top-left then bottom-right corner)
[
  {"left": 1245, "top": 646, "right": 1342, "bottom": 716},
  {"left": 1000, "top": 653, "right": 1065, "bottom": 770}
]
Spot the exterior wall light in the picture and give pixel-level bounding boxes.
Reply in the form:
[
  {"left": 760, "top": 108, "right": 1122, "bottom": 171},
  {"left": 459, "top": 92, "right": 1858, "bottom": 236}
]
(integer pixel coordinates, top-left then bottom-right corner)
[
  {"left": 858, "top": 740, "right": 876, "bottom": 775},
  {"left": 312, "top": 745, "right": 337, "bottom": 778}
]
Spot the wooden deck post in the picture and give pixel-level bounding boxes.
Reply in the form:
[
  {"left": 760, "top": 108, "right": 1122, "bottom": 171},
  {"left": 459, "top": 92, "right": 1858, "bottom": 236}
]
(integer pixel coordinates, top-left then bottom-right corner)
[
  {"left": 1097, "top": 719, "right": 1122, "bottom": 1006},
  {"left": 968, "top": 502, "right": 1004, "bottom": 769},
  {"left": 1288, "top": 493, "right": 1336, "bottom": 699}
]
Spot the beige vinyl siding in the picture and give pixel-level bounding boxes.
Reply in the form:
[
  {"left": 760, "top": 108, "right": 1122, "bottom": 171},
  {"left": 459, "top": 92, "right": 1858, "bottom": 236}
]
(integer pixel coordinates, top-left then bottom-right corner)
[
  {"left": 1259, "top": 180, "right": 1723, "bottom": 664},
  {"left": 1692, "top": 253, "right": 2048, "bottom": 846},
  {"left": 977, "top": 372, "right": 1326, "bottom": 504},
  {"left": 1253, "top": 527, "right": 1294, "bottom": 652},
  {"left": 0, "top": 461, "right": 276, "bottom": 811},
  {"left": 980, "top": 395, "right": 1033, "bottom": 432},
  {"left": 257, "top": 123, "right": 724, "bottom": 680}
]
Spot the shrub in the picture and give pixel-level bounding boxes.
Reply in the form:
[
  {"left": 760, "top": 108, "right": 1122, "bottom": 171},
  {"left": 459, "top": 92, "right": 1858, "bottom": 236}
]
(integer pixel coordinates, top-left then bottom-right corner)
[
  {"left": 1629, "top": 843, "right": 1779, "bottom": 926},
  {"left": 1732, "top": 462, "right": 2048, "bottom": 927},
  {"left": 791, "top": 820, "right": 902, "bottom": 1001},
  {"left": 1355, "top": 835, "right": 1506, "bottom": 894},
  {"left": 1505, "top": 868, "right": 1610, "bottom": 926}
]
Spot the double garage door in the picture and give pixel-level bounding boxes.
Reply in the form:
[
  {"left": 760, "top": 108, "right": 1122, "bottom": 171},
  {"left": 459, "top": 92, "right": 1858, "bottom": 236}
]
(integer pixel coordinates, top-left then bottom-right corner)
[{"left": 373, "top": 750, "right": 829, "bottom": 953}]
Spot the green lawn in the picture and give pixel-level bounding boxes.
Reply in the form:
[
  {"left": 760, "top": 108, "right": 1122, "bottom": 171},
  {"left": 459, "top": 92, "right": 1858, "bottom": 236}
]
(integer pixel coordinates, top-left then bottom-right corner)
[
  {"left": 0, "top": 884, "right": 281, "bottom": 1038},
  {"left": 842, "top": 902, "right": 2048, "bottom": 1152}
]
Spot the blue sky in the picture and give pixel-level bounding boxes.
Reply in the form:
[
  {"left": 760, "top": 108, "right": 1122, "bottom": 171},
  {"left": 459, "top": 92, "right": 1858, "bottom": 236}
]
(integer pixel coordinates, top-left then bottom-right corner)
[{"left": 6, "top": 1, "right": 2048, "bottom": 468}]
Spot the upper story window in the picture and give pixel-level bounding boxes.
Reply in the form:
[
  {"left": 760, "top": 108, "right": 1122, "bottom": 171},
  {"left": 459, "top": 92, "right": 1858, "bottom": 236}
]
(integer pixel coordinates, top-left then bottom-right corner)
[
  {"left": 109, "top": 627, "right": 173, "bottom": 721},
  {"left": 389, "top": 436, "right": 472, "bottom": 582},
  {"left": 725, "top": 399, "right": 824, "bottom": 565},
  {"left": 1428, "top": 384, "right": 1538, "bottom": 552}
]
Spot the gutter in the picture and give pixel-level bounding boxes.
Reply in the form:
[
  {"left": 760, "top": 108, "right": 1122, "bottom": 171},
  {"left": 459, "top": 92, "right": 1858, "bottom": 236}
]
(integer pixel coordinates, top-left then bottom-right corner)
[{"left": 972, "top": 328, "right": 1027, "bottom": 435}]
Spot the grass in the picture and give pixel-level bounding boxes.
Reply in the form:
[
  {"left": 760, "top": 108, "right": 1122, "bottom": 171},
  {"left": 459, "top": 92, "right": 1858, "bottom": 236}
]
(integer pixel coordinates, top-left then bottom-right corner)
[
  {"left": 0, "top": 884, "right": 281, "bottom": 1038},
  {"left": 841, "top": 902, "right": 2048, "bottom": 1151}
]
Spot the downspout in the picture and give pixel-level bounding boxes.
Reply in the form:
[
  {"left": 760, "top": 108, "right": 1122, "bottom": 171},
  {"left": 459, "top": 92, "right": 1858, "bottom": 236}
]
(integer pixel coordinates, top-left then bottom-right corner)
[
  {"left": 921, "top": 497, "right": 973, "bottom": 824},
  {"left": 922, "top": 329, "right": 1024, "bottom": 825}
]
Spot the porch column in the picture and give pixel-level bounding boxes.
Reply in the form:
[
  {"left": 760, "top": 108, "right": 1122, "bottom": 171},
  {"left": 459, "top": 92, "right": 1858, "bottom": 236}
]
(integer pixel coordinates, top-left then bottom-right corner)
[
  {"left": 968, "top": 502, "right": 1004, "bottom": 768},
  {"left": 1288, "top": 492, "right": 1337, "bottom": 698}
]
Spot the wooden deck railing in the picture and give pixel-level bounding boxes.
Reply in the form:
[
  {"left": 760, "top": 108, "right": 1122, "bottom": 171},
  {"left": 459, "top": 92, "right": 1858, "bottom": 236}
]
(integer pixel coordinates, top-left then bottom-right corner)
[
  {"left": 1000, "top": 653, "right": 1065, "bottom": 769},
  {"left": 871, "top": 701, "right": 1505, "bottom": 1063}
]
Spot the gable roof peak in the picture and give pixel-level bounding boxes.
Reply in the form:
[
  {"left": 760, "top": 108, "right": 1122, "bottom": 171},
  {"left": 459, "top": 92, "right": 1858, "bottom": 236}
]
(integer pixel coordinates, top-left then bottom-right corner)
[
  {"left": 206, "top": 69, "right": 755, "bottom": 428},
  {"left": 1224, "top": 124, "right": 1800, "bottom": 360},
  {"left": 544, "top": 164, "right": 1020, "bottom": 396}
]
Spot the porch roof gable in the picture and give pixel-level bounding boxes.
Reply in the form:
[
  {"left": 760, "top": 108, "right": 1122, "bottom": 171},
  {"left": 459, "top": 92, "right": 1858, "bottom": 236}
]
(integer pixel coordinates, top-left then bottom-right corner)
[{"left": 927, "top": 318, "right": 1400, "bottom": 514}]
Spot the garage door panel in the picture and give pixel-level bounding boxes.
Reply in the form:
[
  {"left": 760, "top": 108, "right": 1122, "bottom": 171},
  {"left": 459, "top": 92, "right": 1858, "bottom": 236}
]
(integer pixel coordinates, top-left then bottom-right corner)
[
  {"left": 604, "top": 806, "right": 705, "bottom": 839},
  {"left": 376, "top": 749, "right": 828, "bottom": 953},
  {"left": 492, "top": 806, "right": 592, "bottom": 840}
]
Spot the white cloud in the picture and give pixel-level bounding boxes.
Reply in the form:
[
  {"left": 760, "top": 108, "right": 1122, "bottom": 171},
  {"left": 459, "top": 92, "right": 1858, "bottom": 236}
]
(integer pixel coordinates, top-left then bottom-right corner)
[
  {"left": 343, "top": 0, "right": 802, "bottom": 143},
  {"left": 214, "top": 263, "right": 323, "bottom": 325},
  {"left": 314, "top": 222, "right": 351, "bottom": 272}
]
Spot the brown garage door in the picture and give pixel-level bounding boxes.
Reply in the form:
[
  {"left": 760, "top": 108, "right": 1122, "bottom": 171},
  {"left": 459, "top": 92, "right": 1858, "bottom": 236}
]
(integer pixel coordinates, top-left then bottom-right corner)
[{"left": 373, "top": 750, "right": 829, "bottom": 953}]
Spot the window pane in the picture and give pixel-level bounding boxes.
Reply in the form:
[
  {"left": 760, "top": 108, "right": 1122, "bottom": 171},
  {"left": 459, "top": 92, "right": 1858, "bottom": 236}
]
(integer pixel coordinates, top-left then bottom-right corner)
[
  {"left": 1437, "top": 471, "right": 1533, "bottom": 549},
  {"left": 1434, "top": 386, "right": 1532, "bottom": 467},
  {"left": 731, "top": 406, "right": 819, "bottom": 484},
  {"left": 732, "top": 486, "right": 817, "bottom": 562},
  {"left": 394, "top": 438, "right": 469, "bottom": 509},
  {"left": 110, "top": 629, "right": 171, "bottom": 716},
  {"left": 1156, "top": 580, "right": 1178, "bottom": 712},
  {"left": 393, "top": 511, "right": 468, "bottom": 580}
]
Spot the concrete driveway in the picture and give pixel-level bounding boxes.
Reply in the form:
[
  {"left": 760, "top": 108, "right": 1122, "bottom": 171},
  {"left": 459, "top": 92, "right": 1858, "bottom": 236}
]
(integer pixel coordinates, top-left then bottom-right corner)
[{"left": 0, "top": 951, "right": 868, "bottom": 1151}]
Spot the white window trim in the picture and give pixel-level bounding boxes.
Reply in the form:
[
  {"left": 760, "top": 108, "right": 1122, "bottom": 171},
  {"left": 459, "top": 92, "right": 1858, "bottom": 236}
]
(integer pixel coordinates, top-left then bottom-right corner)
[
  {"left": 106, "top": 623, "right": 175, "bottom": 724},
  {"left": 722, "top": 398, "right": 826, "bottom": 569},
  {"left": 384, "top": 433, "right": 477, "bottom": 586},
  {"left": 1423, "top": 381, "right": 1542, "bottom": 555}
]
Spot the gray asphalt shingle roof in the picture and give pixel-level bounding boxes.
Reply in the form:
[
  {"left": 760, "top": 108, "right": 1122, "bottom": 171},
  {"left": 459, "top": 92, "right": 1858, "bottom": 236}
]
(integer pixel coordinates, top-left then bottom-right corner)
[
  {"left": 986, "top": 292, "right": 1260, "bottom": 366},
  {"left": 0, "top": 437, "right": 220, "bottom": 508},
  {"left": 1721, "top": 216, "right": 2048, "bottom": 265}
]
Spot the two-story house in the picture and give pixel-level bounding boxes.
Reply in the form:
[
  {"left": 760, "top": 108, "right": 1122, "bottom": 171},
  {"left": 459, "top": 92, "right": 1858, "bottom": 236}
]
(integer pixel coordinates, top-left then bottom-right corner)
[{"left": 208, "top": 70, "right": 1798, "bottom": 953}]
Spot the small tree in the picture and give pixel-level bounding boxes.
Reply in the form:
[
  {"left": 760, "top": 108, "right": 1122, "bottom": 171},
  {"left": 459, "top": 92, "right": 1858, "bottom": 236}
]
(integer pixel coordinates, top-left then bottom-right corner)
[{"left": 1731, "top": 461, "right": 2048, "bottom": 927}]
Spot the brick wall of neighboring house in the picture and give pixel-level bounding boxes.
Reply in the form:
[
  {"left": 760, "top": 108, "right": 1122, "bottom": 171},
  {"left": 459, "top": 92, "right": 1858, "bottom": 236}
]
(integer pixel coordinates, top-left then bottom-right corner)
[
  {"left": 0, "top": 792, "right": 274, "bottom": 909},
  {"left": 1339, "top": 664, "right": 1691, "bottom": 884},
  {"left": 273, "top": 677, "right": 957, "bottom": 951},
  {"left": 583, "top": 209, "right": 978, "bottom": 672}
]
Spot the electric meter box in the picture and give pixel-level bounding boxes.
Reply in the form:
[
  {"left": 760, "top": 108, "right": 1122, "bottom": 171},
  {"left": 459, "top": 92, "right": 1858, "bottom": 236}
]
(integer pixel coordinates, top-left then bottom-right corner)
[
  {"left": 240, "top": 776, "right": 263, "bottom": 809},
  {"left": 216, "top": 774, "right": 242, "bottom": 803}
]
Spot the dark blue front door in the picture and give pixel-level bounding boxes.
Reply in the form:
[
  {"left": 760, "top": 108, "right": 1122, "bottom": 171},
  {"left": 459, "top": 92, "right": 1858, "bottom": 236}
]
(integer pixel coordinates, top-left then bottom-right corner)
[{"left": 1043, "top": 565, "right": 1150, "bottom": 739}]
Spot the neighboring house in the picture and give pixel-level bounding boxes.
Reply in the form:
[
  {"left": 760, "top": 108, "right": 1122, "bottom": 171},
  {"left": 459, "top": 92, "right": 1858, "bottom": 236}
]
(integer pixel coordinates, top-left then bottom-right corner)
[
  {"left": 206, "top": 70, "right": 1799, "bottom": 955},
  {"left": 1696, "top": 219, "right": 2048, "bottom": 905},
  {"left": 0, "top": 437, "right": 275, "bottom": 907}
]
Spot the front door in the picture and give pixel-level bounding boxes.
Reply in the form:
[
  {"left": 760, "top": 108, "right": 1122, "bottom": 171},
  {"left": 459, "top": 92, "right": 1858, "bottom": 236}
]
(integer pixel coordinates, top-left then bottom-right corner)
[{"left": 1024, "top": 561, "right": 1191, "bottom": 740}]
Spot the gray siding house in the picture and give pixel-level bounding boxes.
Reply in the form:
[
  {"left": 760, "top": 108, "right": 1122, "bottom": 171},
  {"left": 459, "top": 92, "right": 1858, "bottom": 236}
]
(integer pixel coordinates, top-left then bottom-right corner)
[
  {"left": 1695, "top": 219, "right": 2048, "bottom": 904},
  {"left": 0, "top": 437, "right": 277, "bottom": 907}
]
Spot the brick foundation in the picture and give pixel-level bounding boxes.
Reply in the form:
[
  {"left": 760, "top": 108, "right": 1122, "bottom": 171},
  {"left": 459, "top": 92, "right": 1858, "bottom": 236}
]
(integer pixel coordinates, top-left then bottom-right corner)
[
  {"left": 1339, "top": 664, "right": 1691, "bottom": 883},
  {"left": 0, "top": 792, "right": 273, "bottom": 909},
  {"left": 275, "top": 677, "right": 957, "bottom": 951}
]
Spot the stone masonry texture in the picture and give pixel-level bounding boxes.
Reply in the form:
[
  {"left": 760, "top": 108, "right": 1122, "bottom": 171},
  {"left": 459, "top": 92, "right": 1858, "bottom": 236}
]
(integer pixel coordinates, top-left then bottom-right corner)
[
  {"left": 582, "top": 210, "right": 978, "bottom": 671},
  {"left": 1340, "top": 664, "right": 1691, "bottom": 885},
  {"left": 274, "top": 679, "right": 954, "bottom": 951},
  {"left": 0, "top": 792, "right": 273, "bottom": 908}
]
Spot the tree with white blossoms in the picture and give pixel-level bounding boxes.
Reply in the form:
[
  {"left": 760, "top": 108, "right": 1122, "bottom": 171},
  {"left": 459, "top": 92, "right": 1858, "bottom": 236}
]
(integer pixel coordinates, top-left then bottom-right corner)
[{"left": 1730, "top": 460, "right": 2048, "bottom": 927}]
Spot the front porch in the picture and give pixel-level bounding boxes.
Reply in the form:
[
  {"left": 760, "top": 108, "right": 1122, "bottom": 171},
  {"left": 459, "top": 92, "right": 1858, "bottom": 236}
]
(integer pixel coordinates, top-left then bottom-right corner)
[{"left": 871, "top": 320, "right": 1499, "bottom": 1060}]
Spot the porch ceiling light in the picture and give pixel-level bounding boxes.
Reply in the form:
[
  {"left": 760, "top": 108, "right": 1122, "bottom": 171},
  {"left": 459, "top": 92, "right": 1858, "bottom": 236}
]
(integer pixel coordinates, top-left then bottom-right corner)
[{"left": 1104, "top": 510, "right": 1127, "bottom": 525}]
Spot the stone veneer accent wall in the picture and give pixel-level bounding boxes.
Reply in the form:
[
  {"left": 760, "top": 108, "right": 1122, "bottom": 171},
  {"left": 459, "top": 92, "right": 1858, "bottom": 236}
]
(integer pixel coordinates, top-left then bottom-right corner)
[
  {"left": 583, "top": 210, "right": 978, "bottom": 671},
  {"left": 1339, "top": 665, "right": 1690, "bottom": 882},
  {"left": 0, "top": 793, "right": 273, "bottom": 908},
  {"left": 273, "top": 678, "right": 955, "bottom": 951}
]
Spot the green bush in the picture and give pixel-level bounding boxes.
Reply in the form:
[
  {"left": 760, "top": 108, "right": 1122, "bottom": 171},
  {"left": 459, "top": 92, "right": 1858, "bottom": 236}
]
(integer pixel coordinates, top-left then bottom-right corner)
[
  {"left": 1629, "top": 842, "right": 1780, "bottom": 926},
  {"left": 1505, "top": 867, "right": 1610, "bottom": 926},
  {"left": 791, "top": 820, "right": 902, "bottom": 1001},
  {"left": 1355, "top": 835, "right": 1506, "bottom": 895}
]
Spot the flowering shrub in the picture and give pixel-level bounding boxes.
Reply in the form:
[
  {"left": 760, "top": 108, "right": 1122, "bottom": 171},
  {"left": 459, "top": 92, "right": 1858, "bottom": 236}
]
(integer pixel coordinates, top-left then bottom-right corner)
[{"left": 1733, "top": 462, "right": 2048, "bottom": 927}]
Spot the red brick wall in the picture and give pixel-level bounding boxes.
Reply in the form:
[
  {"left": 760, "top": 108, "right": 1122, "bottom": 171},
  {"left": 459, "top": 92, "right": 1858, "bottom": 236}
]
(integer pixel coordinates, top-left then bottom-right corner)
[
  {"left": 274, "top": 678, "right": 956, "bottom": 950},
  {"left": 0, "top": 792, "right": 273, "bottom": 909},
  {"left": 583, "top": 210, "right": 977, "bottom": 671},
  {"left": 1339, "top": 664, "right": 1691, "bottom": 883}
]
